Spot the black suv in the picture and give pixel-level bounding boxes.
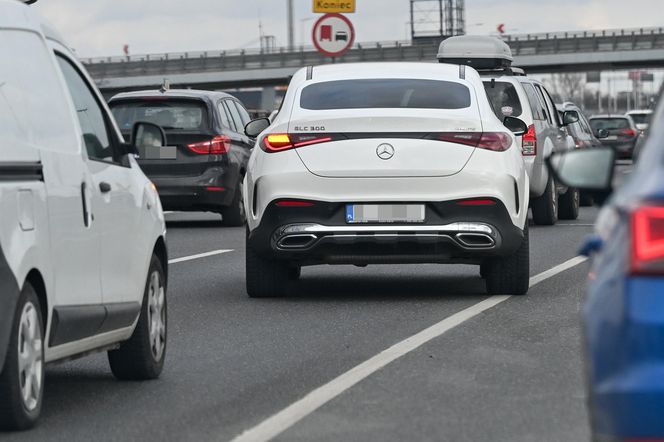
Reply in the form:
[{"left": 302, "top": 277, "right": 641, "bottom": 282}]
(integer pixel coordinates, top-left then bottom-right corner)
[{"left": 109, "top": 90, "right": 253, "bottom": 225}]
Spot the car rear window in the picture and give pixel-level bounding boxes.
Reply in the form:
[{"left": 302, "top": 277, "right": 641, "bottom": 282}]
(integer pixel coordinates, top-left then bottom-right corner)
[
  {"left": 483, "top": 81, "right": 523, "bottom": 119},
  {"left": 300, "top": 79, "right": 471, "bottom": 110},
  {"left": 110, "top": 99, "right": 209, "bottom": 131},
  {"left": 629, "top": 113, "right": 651, "bottom": 125},
  {"left": 589, "top": 118, "right": 630, "bottom": 131}
]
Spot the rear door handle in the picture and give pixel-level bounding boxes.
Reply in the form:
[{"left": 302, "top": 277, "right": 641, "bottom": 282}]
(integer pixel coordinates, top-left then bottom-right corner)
[{"left": 99, "top": 182, "right": 112, "bottom": 193}]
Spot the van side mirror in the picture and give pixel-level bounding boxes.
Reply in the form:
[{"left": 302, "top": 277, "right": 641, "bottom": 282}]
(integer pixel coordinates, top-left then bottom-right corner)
[
  {"left": 562, "top": 110, "right": 580, "bottom": 126},
  {"left": 503, "top": 116, "right": 528, "bottom": 136},
  {"left": 245, "top": 118, "right": 271, "bottom": 138},
  {"left": 545, "top": 147, "right": 616, "bottom": 205}
]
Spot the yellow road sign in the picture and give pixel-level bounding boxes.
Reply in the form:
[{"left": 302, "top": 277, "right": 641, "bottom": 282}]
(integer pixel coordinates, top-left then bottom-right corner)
[{"left": 313, "top": 0, "right": 355, "bottom": 13}]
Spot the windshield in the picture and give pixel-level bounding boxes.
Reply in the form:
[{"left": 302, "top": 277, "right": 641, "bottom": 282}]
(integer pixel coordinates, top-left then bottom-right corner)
[
  {"left": 589, "top": 118, "right": 630, "bottom": 131},
  {"left": 300, "top": 79, "right": 471, "bottom": 110},
  {"left": 110, "top": 99, "right": 209, "bottom": 131}
]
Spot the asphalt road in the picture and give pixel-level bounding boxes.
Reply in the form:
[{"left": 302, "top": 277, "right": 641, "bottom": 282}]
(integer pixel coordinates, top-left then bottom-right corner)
[{"left": 4, "top": 187, "right": 623, "bottom": 441}]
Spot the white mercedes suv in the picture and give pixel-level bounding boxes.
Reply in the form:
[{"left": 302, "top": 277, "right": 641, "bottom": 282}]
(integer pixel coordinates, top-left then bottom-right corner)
[{"left": 243, "top": 62, "right": 530, "bottom": 298}]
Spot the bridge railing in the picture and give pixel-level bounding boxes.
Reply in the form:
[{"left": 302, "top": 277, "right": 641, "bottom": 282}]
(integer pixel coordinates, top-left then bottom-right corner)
[{"left": 83, "top": 26, "right": 664, "bottom": 80}]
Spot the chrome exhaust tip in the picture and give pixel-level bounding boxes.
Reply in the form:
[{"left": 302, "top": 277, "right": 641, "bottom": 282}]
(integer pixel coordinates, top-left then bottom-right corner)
[
  {"left": 455, "top": 233, "right": 495, "bottom": 249},
  {"left": 277, "top": 234, "right": 318, "bottom": 249}
]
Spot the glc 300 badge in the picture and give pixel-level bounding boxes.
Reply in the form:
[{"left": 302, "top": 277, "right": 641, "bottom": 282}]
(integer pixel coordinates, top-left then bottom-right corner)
[{"left": 376, "top": 143, "right": 395, "bottom": 160}]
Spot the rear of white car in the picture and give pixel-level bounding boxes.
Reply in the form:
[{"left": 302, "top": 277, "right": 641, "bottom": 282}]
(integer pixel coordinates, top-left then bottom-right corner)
[{"left": 244, "top": 63, "right": 530, "bottom": 297}]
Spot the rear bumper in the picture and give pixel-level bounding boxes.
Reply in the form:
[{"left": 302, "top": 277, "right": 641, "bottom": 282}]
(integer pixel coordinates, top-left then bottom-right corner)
[
  {"left": 150, "top": 166, "right": 238, "bottom": 212},
  {"left": 587, "top": 276, "right": 664, "bottom": 439},
  {"left": 603, "top": 141, "right": 637, "bottom": 158},
  {"left": 248, "top": 200, "right": 524, "bottom": 266}
]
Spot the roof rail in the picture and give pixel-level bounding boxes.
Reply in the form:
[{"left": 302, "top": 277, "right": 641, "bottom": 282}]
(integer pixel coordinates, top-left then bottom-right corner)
[{"left": 476, "top": 66, "right": 526, "bottom": 77}]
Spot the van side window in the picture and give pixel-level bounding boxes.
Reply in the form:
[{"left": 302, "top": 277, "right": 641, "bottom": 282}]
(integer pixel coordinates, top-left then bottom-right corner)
[
  {"left": 533, "top": 85, "right": 552, "bottom": 124},
  {"left": 0, "top": 30, "right": 78, "bottom": 154},
  {"left": 521, "top": 83, "right": 546, "bottom": 121},
  {"left": 56, "top": 55, "right": 118, "bottom": 164}
]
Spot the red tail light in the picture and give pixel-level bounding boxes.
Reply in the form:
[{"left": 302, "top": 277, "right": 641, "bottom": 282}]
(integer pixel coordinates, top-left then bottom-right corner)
[
  {"left": 620, "top": 128, "right": 637, "bottom": 137},
  {"left": 274, "top": 200, "right": 315, "bottom": 207},
  {"left": 261, "top": 133, "right": 342, "bottom": 153},
  {"left": 631, "top": 205, "right": 664, "bottom": 275},
  {"left": 187, "top": 135, "right": 230, "bottom": 155},
  {"left": 522, "top": 125, "right": 537, "bottom": 156},
  {"left": 428, "top": 132, "right": 512, "bottom": 152}
]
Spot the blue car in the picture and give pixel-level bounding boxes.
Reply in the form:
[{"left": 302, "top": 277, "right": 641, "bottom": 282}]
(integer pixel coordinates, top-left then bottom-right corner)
[{"left": 548, "top": 97, "right": 664, "bottom": 440}]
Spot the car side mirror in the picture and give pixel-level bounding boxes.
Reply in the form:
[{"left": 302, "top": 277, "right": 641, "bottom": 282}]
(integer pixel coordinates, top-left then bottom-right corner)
[
  {"left": 245, "top": 118, "right": 271, "bottom": 138},
  {"left": 596, "top": 128, "right": 609, "bottom": 139},
  {"left": 545, "top": 147, "right": 616, "bottom": 205},
  {"left": 503, "top": 116, "right": 528, "bottom": 136},
  {"left": 561, "top": 110, "right": 580, "bottom": 126}
]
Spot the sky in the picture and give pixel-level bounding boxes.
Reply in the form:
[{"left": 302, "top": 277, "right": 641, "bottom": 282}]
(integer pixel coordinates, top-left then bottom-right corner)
[{"left": 33, "top": 0, "right": 662, "bottom": 58}]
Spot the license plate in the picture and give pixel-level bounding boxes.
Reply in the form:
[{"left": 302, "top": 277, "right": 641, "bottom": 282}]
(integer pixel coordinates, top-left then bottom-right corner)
[
  {"left": 144, "top": 146, "right": 177, "bottom": 160},
  {"left": 345, "top": 204, "right": 425, "bottom": 224},
  {"left": 605, "top": 135, "right": 618, "bottom": 141}
]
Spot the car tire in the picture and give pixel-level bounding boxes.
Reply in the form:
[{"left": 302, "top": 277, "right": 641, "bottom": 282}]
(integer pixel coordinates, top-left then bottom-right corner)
[
  {"left": 221, "top": 182, "right": 246, "bottom": 227},
  {"left": 246, "top": 230, "right": 288, "bottom": 298},
  {"left": 108, "top": 254, "right": 167, "bottom": 381},
  {"left": 484, "top": 225, "right": 530, "bottom": 296},
  {"left": 0, "top": 283, "right": 44, "bottom": 431},
  {"left": 558, "top": 187, "right": 580, "bottom": 220},
  {"left": 531, "top": 176, "right": 557, "bottom": 226},
  {"left": 580, "top": 192, "right": 593, "bottom": 207}
]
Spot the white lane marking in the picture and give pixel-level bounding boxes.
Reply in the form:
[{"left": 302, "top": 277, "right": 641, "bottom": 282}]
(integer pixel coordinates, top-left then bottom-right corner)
[
  {"left": 230, "top": 255, "right": 589, "bottom": 442},
  {"left": 168, "top": 249, "right": 233, "bottom": 264}
]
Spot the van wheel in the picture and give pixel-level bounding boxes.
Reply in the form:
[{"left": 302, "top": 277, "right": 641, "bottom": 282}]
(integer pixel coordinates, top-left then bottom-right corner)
[
  {"left": 531, "top": 176, "right": 557, "bottom": 226},
  {"left": 108, "top": 255, "right": 167, "bottom": 380},
  {"left": 558, "top": 187, "right": 580, "bottom": 220},
  {"left": 484, "top": 226, "right": 530, "bottom": 296},
  {"left": 0, "top": 283, "right": 44, "bottom": 431},
  {"left": 221, "top": 182, "right": 246, "bottom": 227},
  {"left": 246, "top": 231, "right": 288, "bottom": 298}
]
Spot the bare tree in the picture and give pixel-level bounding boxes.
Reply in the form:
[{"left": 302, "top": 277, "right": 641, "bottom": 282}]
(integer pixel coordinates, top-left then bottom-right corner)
[{"left": 545, "top": 73, "right": 586, "bottom": 104}]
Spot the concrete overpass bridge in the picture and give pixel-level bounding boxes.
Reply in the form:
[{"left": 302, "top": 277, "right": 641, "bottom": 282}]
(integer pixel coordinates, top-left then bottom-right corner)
[{"left": 85, "top": 26, "right": 664, "bottom": 109}]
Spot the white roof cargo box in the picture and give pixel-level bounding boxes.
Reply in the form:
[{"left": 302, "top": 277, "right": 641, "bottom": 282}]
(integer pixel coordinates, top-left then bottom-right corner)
[{"left": 437, "top": 36, "right": 513, "bottom": 70}]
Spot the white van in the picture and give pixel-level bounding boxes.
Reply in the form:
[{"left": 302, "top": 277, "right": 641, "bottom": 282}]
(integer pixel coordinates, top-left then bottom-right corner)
[{"left": 0, "top": 0, "right": 168, "bottom": 430}]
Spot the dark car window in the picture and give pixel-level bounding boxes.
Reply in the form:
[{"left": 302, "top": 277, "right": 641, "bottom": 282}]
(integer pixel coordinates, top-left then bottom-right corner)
[
  {"left": 111, "top": 100, "right": 209, "bottom": 131},
  {"left": 483, "top": 81, "right": 523, "bottom": 119},
  {"left": 521, "top": 83, "right": 546, "bottom": 121},
  {"left": 541, "top": 86, "right": 562, "bottom": 127},
  {"left": 219, "top": 101, "right": 238, "bottom": 132},
  {"left": 629, "top": 113, "right": 651, "bottom": 125},
  {"left": 233, "top": 101, "right": 252, "bottom": 127},
  {"left": 589, "top": 118, "right": 631, "bottom": 131},
  {"left": 224, "top": 100, "right": 244, "bottom": 132},
  {"left": 300, "top": 79, "right": 471, "bottom": 110},
  {"left": 217, "top": 101, "right": 233, "bottom": 130},
  {"left": 533, "top": 85, "right": 552, "bottom": 124},
  {"left": 56, "top": 55, "right": 117, "bottom": 164}
]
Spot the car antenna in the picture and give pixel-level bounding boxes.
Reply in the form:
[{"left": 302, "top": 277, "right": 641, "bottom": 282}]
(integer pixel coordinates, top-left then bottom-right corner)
[{"left": 159, "top": 79, "right": 170, "bottom": 94}]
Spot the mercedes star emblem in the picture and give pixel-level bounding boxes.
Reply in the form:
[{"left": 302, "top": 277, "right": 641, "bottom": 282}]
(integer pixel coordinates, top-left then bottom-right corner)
[{"left": 376, "top": 143, "right": 395, "bottom": 160}]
